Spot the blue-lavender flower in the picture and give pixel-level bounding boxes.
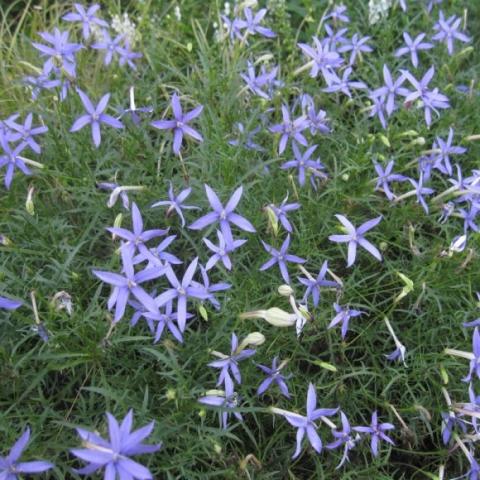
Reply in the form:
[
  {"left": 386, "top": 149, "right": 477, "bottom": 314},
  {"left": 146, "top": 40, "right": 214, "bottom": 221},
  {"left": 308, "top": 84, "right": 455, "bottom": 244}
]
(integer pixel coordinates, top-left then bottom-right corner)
[
  {"left": 328, "top": 215, "right": 383, "bottom": 267},
  {"left": 0, "top": 427, "right": 53, "bottom": 479},
  {"left": 260, "top": 234, "right": 306, "bottom": 284},
  {"left": 189, "top": 184, "right": 255, "bottom": 244},
  {"left": 272, "top": 383, "right": 338, "bottom": 459},
  {"left": 150, "top": 92, "right": 203, "bottom": 155},
  {"left": 62, "top": 3, "right": 109, "bottom": 40},
  {"left": 70, "top": 90, "right": 124, "bottom": 148},
  {"left": 151, "top": 181, "right": 200, "bottom": 228},
  {"left": 208, "top": 332, "right": 256, "bottom": 386},
  {"left": 71, "top": 410, "right": 161, "bottom": 480},
  {"left": 353, "top": 411, "right": 395, "bottom": 457}
]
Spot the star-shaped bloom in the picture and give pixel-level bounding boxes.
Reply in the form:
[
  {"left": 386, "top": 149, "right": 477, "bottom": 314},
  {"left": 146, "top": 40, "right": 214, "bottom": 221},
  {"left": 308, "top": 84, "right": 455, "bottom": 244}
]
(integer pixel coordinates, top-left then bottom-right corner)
[
  {"left": 155, "top": 258, "right": 209, "bottom": 331},
  {"left": 269, "top": 105, "right": 309, "bottom": 154},
  {"left": 189, "top": 184, "right": 255, "bottom": 244},
  {"left": 241, "top": 61, "right": 279, "bottom": 100},
  {"left": 394, "top": 32, "right": 433, "bottom": 68},
  {"left": 92, "top": 248, "right": 163, "bottom": 323},
  {"left": 198, "top": 374, "right": 243, "bottom": 429},
  {"left": 203, "top": 230, "right": 246, "bottom": 271},
  {"left": 208, "top": 332, "right": 256, "bottom": 386},
  {"left": 0, "top": 295, "right": 22, "bottom": 310},
  {"left": 432, "top": 127, "right": 466, "bottom": 176},
  {"left": 151, "top": 181, "right": 200, "bottom": 227},
  {"left": 329, "top": 215, "right": 383, "bottom": 267},
  {"left": 323, "top": 24, "right": 349, "bottom": 49},
  {"left": 133, "top": 235, "right": 182, "bottom": 269},
  {"left": 281, "top": 143, "right": 325, "bottom": 187},
  {"left": 353, "top": 412, "right": 395, "bottom": 457},
  {"left": 272, "top": 383, "right": 338, "bottom": 459},
  {"left": 298, "top": 261, "right": 339, "bottom": 307},
  {"left": 5, "top": 113, "right": 48, "bottom": 154},
  {"left": 91, "top": 31, "right": 125, "bottom": 66},
  {"left": 326, "top": 412, "right": 358, "bottom": 468},
  {"left": 328, "top": 303, "right": 364, "bottom": 338},
  {"left": 150, "top": 92, "right": 203, "bottom": 155},
  {"left": 107, "top": 202, "right": 168, "bottom": 260},
  {"left": 0, "top": 428, "right": 53, "bottom": 479},
  {"left": 402, "top": 66, "right": 450, "bottom": 126},
  {"left": 0, "top": 135, "right": 32, "bottom": 189},
  {"left": 268, "top": 195, "right": 301, "bottom": 233},
  {"left": 236, "top": 7, "right": 276, "bottom": 39},
  {"left": 195, "top": 265, "right": 231, "bottom": 310},
  {"left": 325, "top": 4, "right": 349, "bottom": 23},
  {"left": 373, "top": 159, "right": 408, "bottom": 200},
  {"left": 32, "top": 28, "right": 82, "bottom": 77},
  {"left": 118, "top": 41, "right": 143, "bottom": 70},
  {"left": 407, "top": 176, "right": 435, "bottom": 213},
  {"left": 432, "top": 11, "right": 471, "bottom": 55},
  {"left": 260, "top": 234, "right": 306, "bottom": 284},
  {"left": 256, "top": 356, "right": 291, "bottom": 398},
  {"left": 297, "top": 37, "right": 343, "bottom": 80},
  {"left": 368, "top": 92, "right": 389, "bottom": 129},
  {"left": 62, "top": 3, "right": 108, "bottom": 40},
  {"left": 142, "top": 300, "right": 187, "bottom": 344},
  {"left": 371, "top": 65, "right": 409, "bottom": 116},
  {"left": 323, "top": 67, "right": 367, "bottom": 98},
  {"left": 71, "top": 410, "right": 161, "bottom": 480},
  {"left": 338, "top": 33, "right": 373, "bottom": 65},
  {"left": 70, "top": 90, "right": 124, "bottom": 148},
  {"left": 22, "top": 73, "right": 61, "bottom": 101}
]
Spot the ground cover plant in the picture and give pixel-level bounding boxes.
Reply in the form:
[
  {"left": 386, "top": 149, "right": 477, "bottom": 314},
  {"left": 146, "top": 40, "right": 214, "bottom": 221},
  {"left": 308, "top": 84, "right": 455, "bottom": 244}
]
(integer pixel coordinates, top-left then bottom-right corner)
[{"left": 1, "top": 0, "right": 480, "bottom": 478}]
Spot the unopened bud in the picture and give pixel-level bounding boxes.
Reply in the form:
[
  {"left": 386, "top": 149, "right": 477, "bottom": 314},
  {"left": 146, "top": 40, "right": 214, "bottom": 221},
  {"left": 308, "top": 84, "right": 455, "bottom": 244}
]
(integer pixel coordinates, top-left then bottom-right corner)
[
  {"left": 239, "top": 307, "right": 296, "bottom": 327},
  {"left": 449, "top": 234, "right": 467, "bottom": 254},
  {"left": 238, "top": 332, "right": 265, "bottom": 352},
  {"left": 198, "top": 304, "right": 208, "bottom": 321},
  {"left": 278, "top": 284, "right": 293, "bottom": 297},
  {"left": 166, "top": 388, "right": 176, "bottom": 400},
  {"left": 411, "top": 136, "right": 426, "bottom": 146},
  {"left": 26, "top": 186, "right": 35, "bottom": 215}
]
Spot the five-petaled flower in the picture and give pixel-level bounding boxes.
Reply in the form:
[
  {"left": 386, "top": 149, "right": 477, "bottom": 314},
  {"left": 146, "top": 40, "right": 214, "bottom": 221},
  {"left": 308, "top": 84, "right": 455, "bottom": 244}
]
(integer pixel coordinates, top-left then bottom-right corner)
[
  {"left": 70, "top": 90, "right": 124, "bottom": 148},
  {"left": 150, "top": 92, "right": 203, "bottom": 155},
  {"left": 0, "top": 427, "right": 53, "bottom": 479},
  {"left": 189, "top": 184, "right": 255, "bottom": 244},
  {"left": 353, "top": 411, "right": 395, "bottom": 457},
  {"left": 71, "top": 410, "right": 161, "bottom": 479},
  {"left": 272, "top": 383, "right": 338, "bottom": 459},
  {"left": 329, "top": 215, "right": 383, "bottom": 267},
  {"left": 260, "top": 234, "right": 306, "bottom": 284}
]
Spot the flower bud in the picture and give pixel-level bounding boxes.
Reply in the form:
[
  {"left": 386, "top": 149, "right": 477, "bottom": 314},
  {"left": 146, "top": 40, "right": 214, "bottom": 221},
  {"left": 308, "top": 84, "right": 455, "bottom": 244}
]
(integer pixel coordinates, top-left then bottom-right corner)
[
  {"left": 278, "top": 284, "right": 293, "bottom": 297},
  {"left": 239, "top": 307, "right": 296, "bottom": 327},
  {"left": 166, "top": 388, "right": 176, "bottom": 401},
  {"left": 449, "top": 234, "right": 467, "bottom": 254},
  {"left": 198, "top": 304, "right": 208, "bottom": 321},
  {"left": 238, "top": 332, "right": 265, "bottom": 352},
  {"left": 26, "top": 186, "right": 35, "bottom": 216}
]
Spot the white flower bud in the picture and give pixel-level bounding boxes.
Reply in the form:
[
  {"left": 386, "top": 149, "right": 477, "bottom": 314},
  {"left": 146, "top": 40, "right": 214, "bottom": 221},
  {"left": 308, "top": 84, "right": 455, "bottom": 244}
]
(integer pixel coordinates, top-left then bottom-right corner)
[
  {"left": 239, "top": 307, "right": 296, "bottom": 327},
  {"left": 238, "top": 332, "right": 265, "bottom": 351},
  {"left": 278, "top": 284, "right": 293, "bottom": 297}
]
